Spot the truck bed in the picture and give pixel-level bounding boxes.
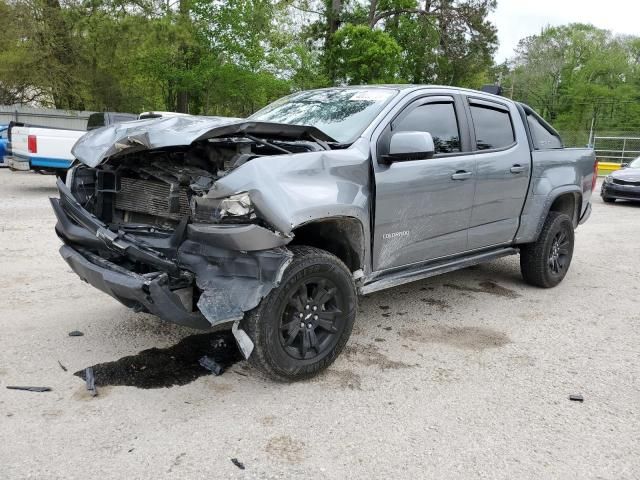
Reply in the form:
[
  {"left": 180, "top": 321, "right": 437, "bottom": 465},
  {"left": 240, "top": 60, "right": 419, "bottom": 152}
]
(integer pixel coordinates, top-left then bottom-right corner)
[{"left": 9, "top": 125, "right": 85, "bottom": 171}]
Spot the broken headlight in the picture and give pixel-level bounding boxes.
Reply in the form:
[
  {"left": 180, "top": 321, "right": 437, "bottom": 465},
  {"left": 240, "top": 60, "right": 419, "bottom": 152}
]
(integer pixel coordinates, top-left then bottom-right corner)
[{"left": 192, "top": 192, "right": 256, "bottom": 223}]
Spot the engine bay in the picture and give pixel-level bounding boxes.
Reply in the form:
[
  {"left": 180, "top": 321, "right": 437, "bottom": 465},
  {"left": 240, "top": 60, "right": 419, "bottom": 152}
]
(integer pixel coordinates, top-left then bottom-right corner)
[{"left": 69, "top": 136, "right": 325, "bottom": 232}]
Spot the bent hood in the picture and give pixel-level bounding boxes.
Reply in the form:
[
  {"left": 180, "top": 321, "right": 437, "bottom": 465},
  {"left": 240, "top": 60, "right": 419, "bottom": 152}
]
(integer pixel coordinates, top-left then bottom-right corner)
[{"left": 71, "top": 115, "right": 336, "bottom": 168}]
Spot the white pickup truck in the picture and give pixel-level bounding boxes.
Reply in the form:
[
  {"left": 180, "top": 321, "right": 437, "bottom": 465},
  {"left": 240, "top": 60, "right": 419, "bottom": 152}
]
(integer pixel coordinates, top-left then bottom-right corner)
[
  {"left": 8, "top": 125, "right": 86, "bottom": 173},
  {"left": 8, "top": 112, "right": 185, "bottom": 174}
]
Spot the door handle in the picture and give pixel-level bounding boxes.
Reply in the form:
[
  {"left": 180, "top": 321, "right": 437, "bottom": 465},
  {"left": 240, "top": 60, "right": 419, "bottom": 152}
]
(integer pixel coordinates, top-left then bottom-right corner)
[
  {"left": 510, "top": 165, "right": 526, "bottom": 174},
  {"left": 451, "top": 171, "right": 473, "bottom": 180}
]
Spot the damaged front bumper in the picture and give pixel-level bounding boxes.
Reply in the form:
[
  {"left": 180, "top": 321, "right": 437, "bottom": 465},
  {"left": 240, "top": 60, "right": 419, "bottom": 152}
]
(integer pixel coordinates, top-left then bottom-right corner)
[
  {"left": 52, "top": 178, "right": 293, "bottom": 355},
  {"left": 60, "top": 244, "right": 212, "bottom": 328}
]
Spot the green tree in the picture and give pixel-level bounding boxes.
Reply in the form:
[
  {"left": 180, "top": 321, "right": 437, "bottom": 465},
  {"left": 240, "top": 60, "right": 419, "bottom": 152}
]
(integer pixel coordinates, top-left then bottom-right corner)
[
  {"left": 329, "top": 24, "right": 401, "bottom": 84},
  {"left": 504, "top": 24, "right": 640, "bottom": 144}
]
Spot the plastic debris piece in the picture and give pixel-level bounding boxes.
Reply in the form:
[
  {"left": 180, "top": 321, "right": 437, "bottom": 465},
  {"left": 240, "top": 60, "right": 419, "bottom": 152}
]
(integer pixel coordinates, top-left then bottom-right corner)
[
  {"left": 57, "top": 360, "right": 68, "bottom": 372},
  {"left": 85, "top": 367, "right": 98, "bottom": 396},
  {"left": 569, "top": 394, "right": 584, "bottom": 402},
  {"left": 230, "top": 458, "right": 245, "bottom": 470},
  {"left": 199, "top": 356, "right": 223, "bottom": 376},
  {"left": 69, "top": 330, "right": 84, "bottom": 337},
  {"left": 6, "top": 386, "right": 51, "bottom": 392}
]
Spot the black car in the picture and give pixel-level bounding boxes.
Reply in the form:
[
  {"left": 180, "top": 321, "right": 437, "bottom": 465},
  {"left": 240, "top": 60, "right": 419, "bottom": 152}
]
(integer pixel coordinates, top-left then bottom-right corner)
[{"left": 601, "top": 157, "right": 640, "bottom": 203}]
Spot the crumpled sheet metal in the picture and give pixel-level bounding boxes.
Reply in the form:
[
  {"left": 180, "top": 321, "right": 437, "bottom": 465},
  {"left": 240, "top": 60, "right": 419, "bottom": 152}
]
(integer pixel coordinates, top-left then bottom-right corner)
[
  {"left": 178, "top": 240, "right": 293, "bottom": 327},
  {"left": 73, "top": 116, "right": 241, "bottom": 167},
  {"left": 72, "top": 116, "right": 334, "bottom": 168},
  {"left": 206, "top": 138, "right": 372, "bottom": 237}
]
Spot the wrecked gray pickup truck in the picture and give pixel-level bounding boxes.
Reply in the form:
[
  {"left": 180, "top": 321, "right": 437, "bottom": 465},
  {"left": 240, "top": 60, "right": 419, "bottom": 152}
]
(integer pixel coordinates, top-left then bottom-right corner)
[{"left": 52, "top": 86, "right": 596, "bottom": 380}]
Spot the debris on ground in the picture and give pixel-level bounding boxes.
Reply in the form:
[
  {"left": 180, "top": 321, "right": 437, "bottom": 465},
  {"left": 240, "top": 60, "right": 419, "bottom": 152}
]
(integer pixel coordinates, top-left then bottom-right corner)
[
  {"left": 199, "top": 355, "right": 223, "bottom": 375},
  {"left": 6, "top": 386, "right": 51, "bottom": 392},
  {"left": 57, "top": 360, "right": 68, "bottom": 372},
  {"left": 569, "top": 394, "right": 584, "bottom": 402},
  {"left": 85, "top": 367, "right": 98, "bottom": 396},
  {"left": 68, "top": 330, "right": 84, "bottom": 337},
  {"left": 230, "top": 458, "right": 245, "bottom": 470}
]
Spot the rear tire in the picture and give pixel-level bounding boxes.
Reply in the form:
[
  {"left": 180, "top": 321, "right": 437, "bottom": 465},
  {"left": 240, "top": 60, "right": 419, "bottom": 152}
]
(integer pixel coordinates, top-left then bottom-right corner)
[
  {"left": 520, "top": 212, "right": 574, "bottom": 288},
  {"left": 242, "top": 246, "right": 357, "bottom": 381}
]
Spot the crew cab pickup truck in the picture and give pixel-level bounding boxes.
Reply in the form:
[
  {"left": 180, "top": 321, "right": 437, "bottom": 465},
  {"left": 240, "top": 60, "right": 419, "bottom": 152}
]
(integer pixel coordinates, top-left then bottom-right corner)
[{"left": 52, "top": 86, "right": 596, "bottom": 381}]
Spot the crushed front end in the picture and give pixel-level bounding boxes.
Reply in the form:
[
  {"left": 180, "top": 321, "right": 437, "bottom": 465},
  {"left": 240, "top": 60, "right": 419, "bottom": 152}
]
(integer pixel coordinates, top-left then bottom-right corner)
[{"left": 51, "top": 121, "right": 334, "bottom": 355}]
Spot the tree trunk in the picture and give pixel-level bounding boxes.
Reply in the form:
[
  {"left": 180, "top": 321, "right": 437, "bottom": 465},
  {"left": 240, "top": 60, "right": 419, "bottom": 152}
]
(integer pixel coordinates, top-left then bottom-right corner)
[
  {"left": 325, "top": 0, "right": 344, "bottom": 83},
  {"left": 175, "top": 0, "right": 190, "bottom": 113}
]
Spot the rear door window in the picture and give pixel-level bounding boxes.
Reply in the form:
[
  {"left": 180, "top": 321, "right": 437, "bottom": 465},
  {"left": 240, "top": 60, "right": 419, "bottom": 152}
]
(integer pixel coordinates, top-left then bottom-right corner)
[
  {"left": 393, "top": 102, "right": 461, "bottom": 154},
  {"left": 469, "top": 102, "right": 515, "bottom": 150},
  {"left": 526, "top": 113, "right": 563, "bottom": 149}
]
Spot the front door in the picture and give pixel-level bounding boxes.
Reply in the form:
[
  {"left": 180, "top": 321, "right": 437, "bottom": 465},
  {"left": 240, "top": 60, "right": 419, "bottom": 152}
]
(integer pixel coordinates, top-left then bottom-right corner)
[{"left": 372, "top": 95, "right": 476, "bottom": 272}]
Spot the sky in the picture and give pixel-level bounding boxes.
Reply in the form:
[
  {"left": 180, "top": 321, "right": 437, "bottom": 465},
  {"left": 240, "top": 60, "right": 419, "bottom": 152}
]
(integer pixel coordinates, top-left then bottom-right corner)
[{"left": 490, "top": 0, "right": 640, "bottom": 62}]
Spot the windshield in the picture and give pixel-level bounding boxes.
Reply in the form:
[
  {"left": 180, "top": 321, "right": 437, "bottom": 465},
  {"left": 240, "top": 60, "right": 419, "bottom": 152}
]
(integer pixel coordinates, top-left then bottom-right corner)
[
  {"left": 629, "top": 156, "right": 640, "bottom": 168},
  {"left": 249, "top": 88, "right": 398, "bottom": 143}
]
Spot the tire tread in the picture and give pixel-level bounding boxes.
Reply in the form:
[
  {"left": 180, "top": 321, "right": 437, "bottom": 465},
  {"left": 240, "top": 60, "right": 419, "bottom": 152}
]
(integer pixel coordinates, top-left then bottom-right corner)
[{"left": 520, "top": 211, "right": 574, "bottom": 288}]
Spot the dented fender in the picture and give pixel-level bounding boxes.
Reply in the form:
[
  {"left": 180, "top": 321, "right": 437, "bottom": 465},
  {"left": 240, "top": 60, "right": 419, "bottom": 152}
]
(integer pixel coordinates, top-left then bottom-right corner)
[{"left": 204, "top": 138, "right": 372, "bottom": 267}]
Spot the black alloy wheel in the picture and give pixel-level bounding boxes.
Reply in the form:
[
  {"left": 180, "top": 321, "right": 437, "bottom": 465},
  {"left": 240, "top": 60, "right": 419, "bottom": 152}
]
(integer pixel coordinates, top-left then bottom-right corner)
[
  {"left": 548, "top": 230, "right": 571, "bottom": 275},
  {"left": 242, "top": 246, "right": 357, "bottom": 381},
  {"left": 279, "top": 278, "right": 343, "bottom": 360}
]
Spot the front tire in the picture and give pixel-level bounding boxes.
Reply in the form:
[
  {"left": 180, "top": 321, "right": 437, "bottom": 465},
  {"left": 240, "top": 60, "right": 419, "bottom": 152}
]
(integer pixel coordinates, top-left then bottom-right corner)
[
  {"left": 242, "top": 246, "right": 357, "bottom": 381},
  {"left": 520, "top": 212, "right": 575, "bottom": 288},
  {"left": 602, "top": 196, "right": 616, "bottom": 203}
]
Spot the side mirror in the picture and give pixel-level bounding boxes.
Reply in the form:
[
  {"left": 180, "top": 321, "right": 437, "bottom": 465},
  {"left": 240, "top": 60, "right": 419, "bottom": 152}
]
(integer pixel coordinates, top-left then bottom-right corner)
[
  {"left": 381, "top": 131, "right": 435, "bottom": 164},
  {"left": 621, "top": 162, "right": 629, "bottom": 168}
]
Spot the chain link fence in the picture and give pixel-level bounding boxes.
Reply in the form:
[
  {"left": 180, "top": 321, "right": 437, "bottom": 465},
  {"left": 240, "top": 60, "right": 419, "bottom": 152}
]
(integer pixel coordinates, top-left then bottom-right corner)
[{"left": 556, "top": 130, "right": 590, "bottom": 148}]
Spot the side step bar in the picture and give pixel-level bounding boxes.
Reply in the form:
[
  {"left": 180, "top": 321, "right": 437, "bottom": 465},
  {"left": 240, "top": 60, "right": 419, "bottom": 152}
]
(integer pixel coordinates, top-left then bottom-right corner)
[{"left": 359, "top": 247, "right": 519, "bottom": 295}]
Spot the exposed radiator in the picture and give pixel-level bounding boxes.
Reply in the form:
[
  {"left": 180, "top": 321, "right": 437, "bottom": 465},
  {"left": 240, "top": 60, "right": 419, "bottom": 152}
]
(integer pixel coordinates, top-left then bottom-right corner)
[{"left": 115, "top": 178, "right": 189, "bottom": 221}]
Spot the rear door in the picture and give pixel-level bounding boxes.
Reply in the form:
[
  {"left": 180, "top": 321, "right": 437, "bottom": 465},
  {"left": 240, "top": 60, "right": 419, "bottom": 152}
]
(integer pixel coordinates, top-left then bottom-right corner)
[
  {"left": 465, "top": 97, "right": 532, "bottom": 249},
  {"left": 372, "top": 94, "right": 476, "bottom": 271}
]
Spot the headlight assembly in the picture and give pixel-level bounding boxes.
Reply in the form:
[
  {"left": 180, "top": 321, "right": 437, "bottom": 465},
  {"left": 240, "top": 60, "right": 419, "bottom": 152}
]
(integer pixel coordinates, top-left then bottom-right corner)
[
  {"left": 604, "top": 175, "right": 613, "bottom": 184},
  {"left": 192, "top": 192, "right": 256, "bottom": 223}
]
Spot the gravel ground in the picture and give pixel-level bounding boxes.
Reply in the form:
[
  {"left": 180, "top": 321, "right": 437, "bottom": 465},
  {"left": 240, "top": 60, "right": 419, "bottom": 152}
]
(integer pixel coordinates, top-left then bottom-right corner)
[{"left": 0, "top": 169, "right": 638, "bottom": 479}]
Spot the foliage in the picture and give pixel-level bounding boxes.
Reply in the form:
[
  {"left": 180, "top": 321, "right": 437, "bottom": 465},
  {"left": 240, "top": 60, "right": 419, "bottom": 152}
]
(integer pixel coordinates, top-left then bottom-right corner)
[
  {"left": 503, "top": 24, "right": 640, "bottom": 144},
  {"left": 329, "top": 24, "right": 401, "bottom": 84},
  {"left": 0, "top": 0, "right": 501, "bottom": 114}
]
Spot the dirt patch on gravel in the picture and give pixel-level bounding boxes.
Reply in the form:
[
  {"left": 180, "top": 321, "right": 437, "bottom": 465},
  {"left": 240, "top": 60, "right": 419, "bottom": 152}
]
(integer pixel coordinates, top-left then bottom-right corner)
[
  {"left": 399, "top": 325, "right": 510, "bottom": 350},
  {"left": 444, "top": 281, "right": 520, "bottom": 298},
  {"left": 343, "top": 343, "right": 414, "bottom": 370},
  {"left": 265, "top": 435, "right": 305, "bottom": 463},
  {"left": 420, "top": 298, "right": 451, "bottom": 310}
]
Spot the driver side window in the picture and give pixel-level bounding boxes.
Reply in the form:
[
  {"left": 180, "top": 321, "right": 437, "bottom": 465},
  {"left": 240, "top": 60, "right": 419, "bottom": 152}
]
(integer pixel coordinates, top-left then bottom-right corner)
[{"left": 393, "top": 102, "right": 461, "bottom": 155}]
